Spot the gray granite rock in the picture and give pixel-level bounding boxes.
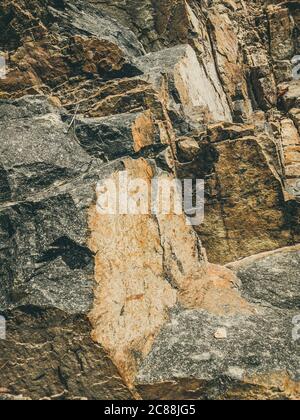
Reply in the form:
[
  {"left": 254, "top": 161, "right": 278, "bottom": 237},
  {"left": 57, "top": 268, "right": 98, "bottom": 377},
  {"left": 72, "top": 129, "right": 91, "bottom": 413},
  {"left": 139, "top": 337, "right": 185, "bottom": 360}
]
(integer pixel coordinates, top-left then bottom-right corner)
[
  {"left": 0, "top": 96, "right": 93, "bottom": 202},
  {"left": 0, "top": 96, "right": 131, "bottom": 399},
  {"left": 234, "top": 250, "right": 300, "bottom": 311},
  {"left": 75, "top": 113, "right": 157, "bottom": 161},
  {"left": 136, "top": 249, "right": 300, "bottom": 400}
]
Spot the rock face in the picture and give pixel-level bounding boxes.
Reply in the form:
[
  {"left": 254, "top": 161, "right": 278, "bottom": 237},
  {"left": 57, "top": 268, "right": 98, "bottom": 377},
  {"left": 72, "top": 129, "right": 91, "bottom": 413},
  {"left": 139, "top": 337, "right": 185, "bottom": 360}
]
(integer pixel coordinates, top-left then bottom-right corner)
[
  {"left": 137, "top": 246, "right": 300, "bottom": 400},
  {"left": 0, "top": 0, "right": 299, "bottom": 400}
]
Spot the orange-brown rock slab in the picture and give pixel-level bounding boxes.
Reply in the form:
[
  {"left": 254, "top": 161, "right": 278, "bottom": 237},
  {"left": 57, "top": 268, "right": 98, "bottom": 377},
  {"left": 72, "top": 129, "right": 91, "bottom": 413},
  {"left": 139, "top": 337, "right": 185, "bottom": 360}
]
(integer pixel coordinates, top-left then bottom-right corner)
[{"left": 88, "top": 158, "right": 255, "bottom": 387}]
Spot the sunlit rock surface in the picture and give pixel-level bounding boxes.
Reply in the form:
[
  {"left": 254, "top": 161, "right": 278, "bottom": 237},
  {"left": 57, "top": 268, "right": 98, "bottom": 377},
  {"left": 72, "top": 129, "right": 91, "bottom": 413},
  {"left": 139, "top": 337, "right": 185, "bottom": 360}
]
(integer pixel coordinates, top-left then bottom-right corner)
[{"left": 0, "top": 0, "right": 299, "bottom": 400}]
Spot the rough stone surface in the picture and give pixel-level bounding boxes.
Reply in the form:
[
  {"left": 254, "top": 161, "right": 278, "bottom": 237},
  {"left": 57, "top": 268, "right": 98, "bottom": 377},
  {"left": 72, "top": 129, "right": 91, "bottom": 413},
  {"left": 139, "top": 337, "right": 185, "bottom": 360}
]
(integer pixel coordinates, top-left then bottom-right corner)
[
  {"left": 136, "top": 248, "right": 300, "bottom": 400},
  {"left": 0, "top": 0, "right": 299, "bottom": 400}
]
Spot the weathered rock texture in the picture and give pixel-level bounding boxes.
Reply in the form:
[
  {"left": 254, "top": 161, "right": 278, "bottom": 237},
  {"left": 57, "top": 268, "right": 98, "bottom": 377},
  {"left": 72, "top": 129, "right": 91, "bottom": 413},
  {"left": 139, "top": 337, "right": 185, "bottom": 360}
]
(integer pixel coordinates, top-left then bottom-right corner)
[{"left": 0, "top": 0, "right": 299, "bottom": 400}]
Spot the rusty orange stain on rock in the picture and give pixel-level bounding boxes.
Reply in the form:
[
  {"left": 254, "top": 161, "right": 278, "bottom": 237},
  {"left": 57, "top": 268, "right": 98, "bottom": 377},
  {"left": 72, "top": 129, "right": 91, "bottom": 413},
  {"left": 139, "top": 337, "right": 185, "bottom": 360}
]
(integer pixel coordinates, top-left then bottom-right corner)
[{"left": 132, "top": 110, "right": 156, "bottom": 153}]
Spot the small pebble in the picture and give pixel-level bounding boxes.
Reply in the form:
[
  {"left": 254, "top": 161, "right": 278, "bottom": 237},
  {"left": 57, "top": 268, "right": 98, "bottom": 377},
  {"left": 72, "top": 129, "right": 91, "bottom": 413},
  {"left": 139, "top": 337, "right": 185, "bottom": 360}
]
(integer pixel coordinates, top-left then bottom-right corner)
[
  {"left": 214, "top": 327, "right": 227, "bottom": 339},
  {"left": 227, "top": 366, "right": 245, "bottom": 381}
]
